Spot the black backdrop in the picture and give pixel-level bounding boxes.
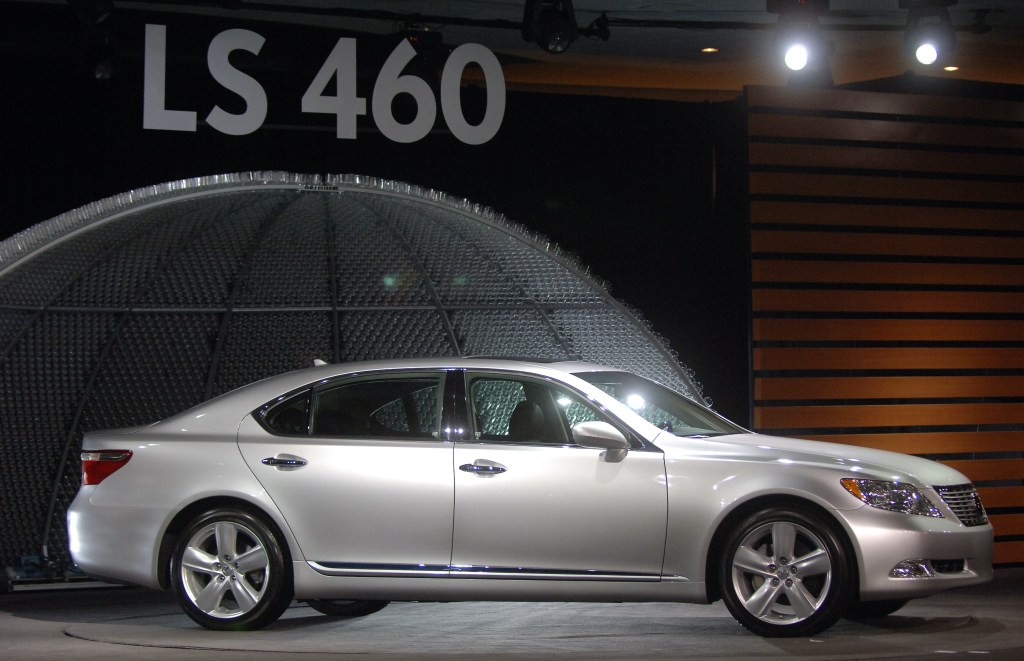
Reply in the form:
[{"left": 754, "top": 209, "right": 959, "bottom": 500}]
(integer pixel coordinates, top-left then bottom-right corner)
[{"left": 1, "top": 2, "right": 749, "bottom": 422}]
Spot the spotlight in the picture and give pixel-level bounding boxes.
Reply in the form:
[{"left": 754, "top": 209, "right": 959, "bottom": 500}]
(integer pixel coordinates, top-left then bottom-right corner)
[
  {"left": 902, "top": 1, "right": 957, "bottom": 66},
  {"left": 784, "top": 43, "right": 810, "bottom": 71},
  {"left": 522, "top": 0, "right": 578, "bottom": 54},
  {"left": 769, "top": 1, "right": 832, "bottom": 79},
  {"left": 915, "top": 42, "right": 938, "bottom": 65}
]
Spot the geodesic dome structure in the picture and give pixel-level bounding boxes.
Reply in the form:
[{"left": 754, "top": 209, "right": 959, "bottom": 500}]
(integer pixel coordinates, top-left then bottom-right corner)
[{"left": 0, "top": 172, "right": 704, "bottom": 569}]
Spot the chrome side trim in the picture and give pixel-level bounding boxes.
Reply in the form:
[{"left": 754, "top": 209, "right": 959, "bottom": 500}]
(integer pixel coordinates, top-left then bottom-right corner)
[
  {"left": 660, "top": 575, "right": 692, "bottom": 583},
  {"left": 308, "top": 561, "right": 662, "bottom": 582},
  {"left": 308, "top": 562, "right": 450, "bottom": 578},
  {"left": 450, "top": 567, "right": 661, "bottom": 582}
]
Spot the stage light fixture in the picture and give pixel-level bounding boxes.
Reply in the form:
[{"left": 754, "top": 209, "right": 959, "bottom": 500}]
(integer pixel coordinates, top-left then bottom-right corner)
[
  {"left": 522, "top": 0, "right": 578, "bottom": 54},
  {"left": 774, "top": 13, "right": 829, "bottom": 73},
  {"left": 902, "top": 1, "right": 957, "bottom": 66},
  {"left": 784, "top": 42, "right": 810, "bottom": 71},
  {"left": 581, "top": 13, "right": 610, "bottom": 43},
  {"left": 769, "top": 1, "right": 832, "bottom": 75}
]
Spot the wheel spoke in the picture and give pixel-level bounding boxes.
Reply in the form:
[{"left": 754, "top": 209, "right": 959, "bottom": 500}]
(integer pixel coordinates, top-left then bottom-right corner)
[
  {"left": 234, "top": 543, "right": 269, "bottom": 574},
  {"left": 745, "top": 578, "right": 785, "bottom": 618},
  {"left": 181, "top": 545, "right": 219, "bottom": 575},
  {"left": 231, "top": 577, "right": 261, "bottom": 612},
  {"left": 214, "top": 522, "right": 239, "bottom": 559},
  {"left": 771, "top": 521, "right": 797, "bottom": 561},
  {"left": 195, "top": 576, "right": 232, "bottom": 614},
  {"left": 786, "top": 581, "right": 820, "bottom": 618},
  {"left": 733, "top": 544, "right": 773, "bottom": 576},
  {"left": 794, "top": 547, "right": 831, "bottom": 577}
]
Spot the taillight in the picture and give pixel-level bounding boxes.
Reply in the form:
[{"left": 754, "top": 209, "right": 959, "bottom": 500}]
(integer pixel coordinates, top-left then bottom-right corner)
[{"left": 81, "top": 450, "right": 133, "bottom": 485}]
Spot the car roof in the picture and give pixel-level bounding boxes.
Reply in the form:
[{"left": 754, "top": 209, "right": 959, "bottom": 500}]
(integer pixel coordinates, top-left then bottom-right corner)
[
  {"left": 155, "top": 357, "right": 619, "bottom": 432},
  {"left": 305, "top": 356, "right": 610, "bottom": 375}
]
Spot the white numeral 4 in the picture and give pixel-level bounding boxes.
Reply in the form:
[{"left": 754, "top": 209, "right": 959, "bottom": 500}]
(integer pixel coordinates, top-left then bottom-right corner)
[{"left": 301, "top": 38, "right": 367, "bottom": 140}]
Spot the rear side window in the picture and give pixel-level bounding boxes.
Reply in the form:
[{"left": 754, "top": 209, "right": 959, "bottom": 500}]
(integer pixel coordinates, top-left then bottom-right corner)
[
  {"left": 313, "top": 376, "right": 442, "bottom": 439},
  {"left": 261, "top": 390, "right": 312, "bottom": 435}
]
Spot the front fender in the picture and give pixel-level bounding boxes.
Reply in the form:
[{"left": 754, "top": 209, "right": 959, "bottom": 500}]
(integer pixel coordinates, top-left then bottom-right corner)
[{"left": 662, "top": 453, "right": 860, "bottom": 584}]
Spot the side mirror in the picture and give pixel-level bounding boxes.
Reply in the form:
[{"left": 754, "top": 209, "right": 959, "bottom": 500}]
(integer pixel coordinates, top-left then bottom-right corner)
[{"left": 572, "top": 421, "right": 629, "bottom": 463}]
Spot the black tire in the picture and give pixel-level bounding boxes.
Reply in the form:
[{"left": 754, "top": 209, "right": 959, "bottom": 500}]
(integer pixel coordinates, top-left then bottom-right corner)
[
  {"left": 305, "top": 599, "right": 390, "bottom": 617},
  {"left": 171, "top": 508, "right": 293, "bottom": 631},
  {"left": 717, "top": 506, "right": 853, "bottom": 637},
  {"left": 845, "top": 598, "right": 910, "bottom": 619}
]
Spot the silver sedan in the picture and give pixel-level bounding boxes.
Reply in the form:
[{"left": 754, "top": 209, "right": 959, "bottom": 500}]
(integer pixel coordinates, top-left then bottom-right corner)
[{"left": 68, "top": 358, "right": 992, "bottom": 637}]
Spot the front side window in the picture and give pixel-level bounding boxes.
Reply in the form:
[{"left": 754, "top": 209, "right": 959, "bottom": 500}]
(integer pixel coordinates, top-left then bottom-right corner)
[
  {"left": 313, "top": 375, "right": 442, "bottom": 439},
  {"left": 573, "top": 371, "right": 744, "bottom": 437},
  {"left": 467, "top": 374, "right": 609, "bottom": 445}
]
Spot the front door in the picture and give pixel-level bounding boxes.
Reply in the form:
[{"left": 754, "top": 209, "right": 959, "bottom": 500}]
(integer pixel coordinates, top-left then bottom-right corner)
[{"left": 451, "top": 371, "right": 667, "bottom": 579}]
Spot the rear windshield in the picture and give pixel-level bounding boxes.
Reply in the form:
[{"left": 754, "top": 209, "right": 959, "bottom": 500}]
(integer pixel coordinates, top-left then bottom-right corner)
[{"left": 573, "top": 371, "right": 745, "bottom": 438}]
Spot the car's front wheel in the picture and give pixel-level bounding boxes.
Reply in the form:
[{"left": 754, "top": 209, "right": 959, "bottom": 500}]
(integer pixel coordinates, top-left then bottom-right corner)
[
  {"left": 718, "top": 506, "right": 852, "bottom": 637},
  {"left": 172, "top": 508, "right": 293, "bottom": 630}
]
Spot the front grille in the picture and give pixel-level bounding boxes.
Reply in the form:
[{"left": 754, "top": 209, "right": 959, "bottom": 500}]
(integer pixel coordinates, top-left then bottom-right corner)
[{"left": 936, "top": 484, "right": 988, "bottom": 527}]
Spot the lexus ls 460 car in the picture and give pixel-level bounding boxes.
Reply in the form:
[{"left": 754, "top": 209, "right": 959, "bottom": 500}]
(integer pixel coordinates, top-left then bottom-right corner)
[{"left": 68, "top": 358, "right": 993, "bottom": 637}]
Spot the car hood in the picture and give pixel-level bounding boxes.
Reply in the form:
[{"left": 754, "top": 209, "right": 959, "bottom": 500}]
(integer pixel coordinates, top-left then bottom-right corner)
[{"left": 658, "top": 432, "right": 971, "bottom": 488}]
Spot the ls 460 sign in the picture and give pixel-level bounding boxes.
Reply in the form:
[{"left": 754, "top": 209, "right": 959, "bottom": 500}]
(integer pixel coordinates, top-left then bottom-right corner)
[{"left": 143, "top": 24, "right": 506, "bottom": 145}]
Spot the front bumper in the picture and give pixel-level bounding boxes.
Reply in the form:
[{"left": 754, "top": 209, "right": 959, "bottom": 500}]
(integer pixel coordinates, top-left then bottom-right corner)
[{"left": 837, "top": 506, "right": 993, "bottom": 600}]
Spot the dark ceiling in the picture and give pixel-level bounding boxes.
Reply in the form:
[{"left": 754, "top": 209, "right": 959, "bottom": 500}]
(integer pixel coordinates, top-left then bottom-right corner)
[{"left": 46, "top": 0, "right": 1024, "bottom": 100}]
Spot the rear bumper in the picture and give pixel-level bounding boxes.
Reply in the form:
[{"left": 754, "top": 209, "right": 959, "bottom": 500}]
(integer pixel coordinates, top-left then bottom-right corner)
[{"left": 67, "top": 487, "right": 167, "bottom": 589}]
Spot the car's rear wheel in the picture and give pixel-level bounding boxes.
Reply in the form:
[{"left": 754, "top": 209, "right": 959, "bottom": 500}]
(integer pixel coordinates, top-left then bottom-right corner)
[
  {"left": 305, "top": 599, "right": 390, "bottom": 617},
  {"left": 172, "top": 508, "right": 293, "bottom": 630},
  {"left": 718, "top": 506, "right": 852, "bottom": 637}
]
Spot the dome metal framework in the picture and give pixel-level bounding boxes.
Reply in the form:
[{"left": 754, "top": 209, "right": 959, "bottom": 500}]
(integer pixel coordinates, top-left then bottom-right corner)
[{"left": 0, "top": 172, "right": 704, "bottom": 569}]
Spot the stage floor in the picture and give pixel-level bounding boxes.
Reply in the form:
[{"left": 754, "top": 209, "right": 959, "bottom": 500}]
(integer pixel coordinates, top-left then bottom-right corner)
[{"left": 2, "top": 570, "right": 1022, "bottom": 660}]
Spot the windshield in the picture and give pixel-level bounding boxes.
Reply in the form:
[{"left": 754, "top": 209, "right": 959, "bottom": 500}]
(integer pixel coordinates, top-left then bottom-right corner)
[{"left": 573, "top": 371, "right": 745, "bottom": 438}]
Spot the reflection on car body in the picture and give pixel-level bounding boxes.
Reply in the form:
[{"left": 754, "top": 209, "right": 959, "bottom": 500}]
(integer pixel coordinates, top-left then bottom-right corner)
[{"left": 68, "top": 358, "right": 993, "bottom": 636}]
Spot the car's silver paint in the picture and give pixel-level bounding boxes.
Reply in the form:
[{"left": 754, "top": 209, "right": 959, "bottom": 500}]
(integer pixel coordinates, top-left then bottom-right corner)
[
  {"left": 833, "top": 505, "right": 992, "bottom": 600},
  {"left": 69, "top": 431, "right": 295, "bottom": 590},
  {"left": 656, "top": 431, "right": 993, "bottom": 592},
  {"left": 69, "top": 357, "right": 993, "bottom": 616},
  {"left": 451, "top": 442, "right": 667, "bottom": 576},
  {"left": 237, "top": 414, "right": 454, "bottom": 570}
]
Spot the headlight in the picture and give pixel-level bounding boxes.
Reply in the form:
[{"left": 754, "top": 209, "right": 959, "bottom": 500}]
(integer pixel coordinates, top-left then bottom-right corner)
[{"left": 840, "top": 478, "right": 943, "bottom": 518}]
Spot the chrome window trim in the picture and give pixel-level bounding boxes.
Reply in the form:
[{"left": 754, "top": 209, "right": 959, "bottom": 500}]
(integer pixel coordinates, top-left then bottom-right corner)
[{"left": 253, "top": 368, "right": 451, "bottom": 440}]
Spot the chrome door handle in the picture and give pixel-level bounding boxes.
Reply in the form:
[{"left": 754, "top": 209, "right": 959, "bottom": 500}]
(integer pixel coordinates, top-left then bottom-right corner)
[
  {"left": 459, "top": 462, "right": 506, "bottom": 475},
  {"left": 262, "top": 455, "right": 307, "bottom": 468}
]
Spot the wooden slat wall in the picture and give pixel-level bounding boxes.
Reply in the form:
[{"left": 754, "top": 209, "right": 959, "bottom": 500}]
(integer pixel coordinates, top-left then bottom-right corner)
[{"left": 745, "top": 85, "right": 1024, "bottom": 565}]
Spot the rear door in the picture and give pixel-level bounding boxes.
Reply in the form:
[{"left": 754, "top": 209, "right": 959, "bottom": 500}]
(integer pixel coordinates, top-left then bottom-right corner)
[{"left": 237, "top": 371, "right": 454, "bottom": 575}]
